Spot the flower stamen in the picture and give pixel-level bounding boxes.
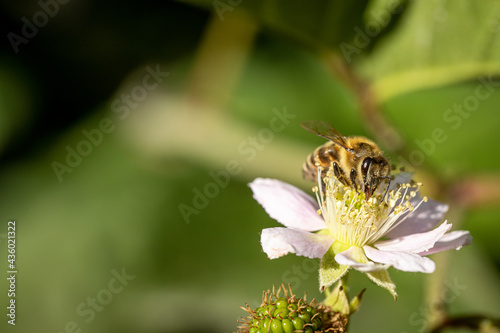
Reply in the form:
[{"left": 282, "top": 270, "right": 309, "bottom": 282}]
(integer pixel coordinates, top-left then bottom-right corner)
[{"left": 315, "top": 165, "right": 425, "bottom": 247}]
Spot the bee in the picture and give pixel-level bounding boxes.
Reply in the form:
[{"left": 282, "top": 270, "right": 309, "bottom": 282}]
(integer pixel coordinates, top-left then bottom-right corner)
[{"left": 301, "top": 120, "right": 391, "bottom": 199}]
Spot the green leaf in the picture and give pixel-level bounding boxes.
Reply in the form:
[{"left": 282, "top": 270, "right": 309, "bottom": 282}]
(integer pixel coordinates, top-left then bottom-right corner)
[
  {"left": 366, "top": 270, "right": 397, "bottom": 301},
  {"left": 0, "top": 62, "right": 34, "bottom": 151},
  {"left": 319, "top": 247, "right": 350, "bottom": 291},
  {"left": 382, "top": 81, "right": 500, "bottom": 174},
  {"left": 178, "top": 0, "right": 370, "bottom": 49},
  {"left": 359, "top": 1, "right": 500, "bottom": 102}
]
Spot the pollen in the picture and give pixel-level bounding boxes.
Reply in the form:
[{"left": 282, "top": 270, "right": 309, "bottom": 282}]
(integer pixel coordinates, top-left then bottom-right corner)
[{"left": 314, "top": 165, "right": 425, "bottom": 247}]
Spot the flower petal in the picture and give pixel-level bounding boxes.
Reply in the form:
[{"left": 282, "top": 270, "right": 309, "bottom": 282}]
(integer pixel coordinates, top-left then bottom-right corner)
[
  {"left": 390, "top": 172, "right": 414, "bottom": 191},
  {"left": 418, "top": 231, "right": 473, "bottom": 256},
  {"left": 335, "top": 246, "right": 388, "bottom": 272},
  {"left": 363, "top": 246, "right": 436, "bottom": 273},
  {"left": 261, "top": 227, "right": 333, "bottom": 259},
  {"left": 249, "top": 178, "right": 326, "bottom": 231},
  {"left": 386, "top": 197, "right": 449, "bottom": 238},
  {"left": 375, "top": 222, "right": 452, "bottom": 253}
]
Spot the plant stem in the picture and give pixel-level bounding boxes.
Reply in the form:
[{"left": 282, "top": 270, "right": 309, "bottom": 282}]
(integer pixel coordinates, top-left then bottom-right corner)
[{"left": 183, "top": 10, "right": 258, "bottom": 110}]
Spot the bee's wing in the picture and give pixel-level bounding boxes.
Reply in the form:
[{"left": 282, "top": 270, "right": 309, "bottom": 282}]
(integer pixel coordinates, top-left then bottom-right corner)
[{"left": 301, "top": 120, "right": 350, "bottom": 151}]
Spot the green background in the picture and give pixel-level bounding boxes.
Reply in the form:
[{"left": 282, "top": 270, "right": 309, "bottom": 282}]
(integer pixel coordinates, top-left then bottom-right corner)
[{"left": 0, "top": 0, "right": 499, "bottom": 332}]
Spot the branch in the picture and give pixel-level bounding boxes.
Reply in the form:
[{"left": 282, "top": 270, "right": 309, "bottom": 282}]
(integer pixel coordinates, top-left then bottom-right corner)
[{"left": 320, "top": 52, "right": 404, "bottom": 152}]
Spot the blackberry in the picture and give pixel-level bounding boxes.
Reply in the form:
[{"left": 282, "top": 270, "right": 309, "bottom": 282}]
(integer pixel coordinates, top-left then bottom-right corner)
[{"left": 237, "top": 284, "right": 347, "bottom": 333}]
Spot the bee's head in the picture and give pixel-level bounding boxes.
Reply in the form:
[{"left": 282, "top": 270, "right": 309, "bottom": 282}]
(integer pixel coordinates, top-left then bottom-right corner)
[{"left": 361, "top": 156, "right": 390, "bottom": 198}]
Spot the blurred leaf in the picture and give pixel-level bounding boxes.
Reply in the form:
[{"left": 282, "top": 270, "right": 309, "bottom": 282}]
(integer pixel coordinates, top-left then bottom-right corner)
[
  {"left": 0, "top": 59, "right": 34, "bottom": 151},
  {"left": 364, "top": 0, "right": 406, "bottom": 22},
  {"left": 382, "top": 81, "right": 500, "bottom": 175},
  {"left": 179, "top": 0, "right": 370, "bottom": 49},
  {"left": 448, "top": 245, "right": 500, "bottom": 319},
  {"left": 358, "top": 0, "right": 500, "bottom": 102},
  {"left": 464, "top": 207, "right": 500, "bottom": 265},
  {"left": 230, "top": 35, "right": 366, "bottom": 137}
]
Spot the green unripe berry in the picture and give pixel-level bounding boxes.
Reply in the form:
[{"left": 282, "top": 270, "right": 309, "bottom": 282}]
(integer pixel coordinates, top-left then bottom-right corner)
[
  {"left": 292, "top": 317, "right": 305, "bottom": 330},
  {"left": 298, "top": 312, "right": 311, "bottom": 323},
  {"left": 275, "top": 297, "right": 288, "bottom": 308},
  {"left": 281, "top": 319, "right": 294, "bottom": 333},
  {"left": 312, "top": 317, "right": 322, "bottom": 330},
  {"left": 256, "top": 307, "right": 265, "bottom": 316},
  {"left": 260, "top": 317, "right": 270, "bottom": 332},
  {"left": 265, "top": 305, "right": 276, "bottom": 317},
  {"left": 270, "top": 318, "right": 284, "bottom": 333},
  {"left": 306, "top": 305, "right": 316, "bottom": 315},
  {"left": 287, "top": 303, "right": 298, "bottom": 317},
  {"left": 273, "top": 307, "right": 290, "bottom": 319},
  {"left": 237, "top": 285, "right": 347, "bottom": 333}
]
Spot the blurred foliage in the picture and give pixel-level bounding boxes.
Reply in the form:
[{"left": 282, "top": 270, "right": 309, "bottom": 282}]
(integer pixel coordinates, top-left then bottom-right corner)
[
  {"left": 359, "top": 0, "right": 500, "bottom": 102},
  {"left": 180, "top": 0, "right": 371, "bottom": 49},
  {"left": 0, "top": 0, "right": 499, "bottom": 333}
]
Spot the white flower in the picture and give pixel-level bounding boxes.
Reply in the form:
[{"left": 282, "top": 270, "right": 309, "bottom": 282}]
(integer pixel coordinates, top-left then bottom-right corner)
[{"left": 249, "top": 169, "right": 472, "bottom": 299}]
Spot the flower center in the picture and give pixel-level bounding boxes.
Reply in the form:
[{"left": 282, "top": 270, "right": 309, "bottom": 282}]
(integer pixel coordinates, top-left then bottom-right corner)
[{"left": 313, "top": 166, "right": 426, "bottom": 247}]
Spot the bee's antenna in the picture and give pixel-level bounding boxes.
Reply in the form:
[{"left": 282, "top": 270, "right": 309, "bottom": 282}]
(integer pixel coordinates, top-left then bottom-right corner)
[{"left": 382, "top": 177, "right": 391, "bottom": 202}]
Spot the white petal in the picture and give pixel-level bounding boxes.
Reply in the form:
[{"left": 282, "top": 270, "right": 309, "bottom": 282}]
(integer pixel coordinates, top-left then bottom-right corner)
[
  {"left": 364, "top": 246, "right": 436, "bottom": 273},
  {"left": 375, "top": 222, "right": 452, "bottom": 253},
  {"left": 418, "top": 231, "right": 473, "bottom": 256},
  {"left": 261, "top": 227, "right": 333, "bottom": 259},
  {"left": 386, "top": 197, "right": 449, "bottom": 238},
  {"left": 335, "top": 247, "right": 388, "bottom": 272},
  {"left": 249, "top": 178, "right": 326, "bottom": 231}
]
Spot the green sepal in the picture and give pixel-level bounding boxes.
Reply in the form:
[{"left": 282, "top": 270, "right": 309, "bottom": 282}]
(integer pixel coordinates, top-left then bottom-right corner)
[
  {"left": 366, "top": 270, "right": 398, "bottom": 301},
  {"left": 323, "top": 279, "right": 350, "bottom": 315},
  {"left": 319, "top": 245, "right": 350, "bottom": 291},
  {"left": 349, "top": 288, "right": 366, "bottom": 314}
]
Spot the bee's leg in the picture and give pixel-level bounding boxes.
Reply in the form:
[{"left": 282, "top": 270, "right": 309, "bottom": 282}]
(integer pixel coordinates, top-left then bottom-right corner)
[
  {"left": 333, "top": 162, "right": 349, "bottom": 186},
  {"left": 350, "top": 168, "right": 359, "bottom": 192}
]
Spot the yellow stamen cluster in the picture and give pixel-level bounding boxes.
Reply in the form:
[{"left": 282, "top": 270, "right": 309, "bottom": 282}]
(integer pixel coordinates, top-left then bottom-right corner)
[{"left": 314, "top": 166, "right": 426, "bottom": 247}]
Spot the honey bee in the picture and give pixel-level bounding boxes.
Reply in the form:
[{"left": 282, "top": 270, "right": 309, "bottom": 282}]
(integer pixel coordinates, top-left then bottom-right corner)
[{"left": 301, "top": 120, "right": 391, "bottom": 199}]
